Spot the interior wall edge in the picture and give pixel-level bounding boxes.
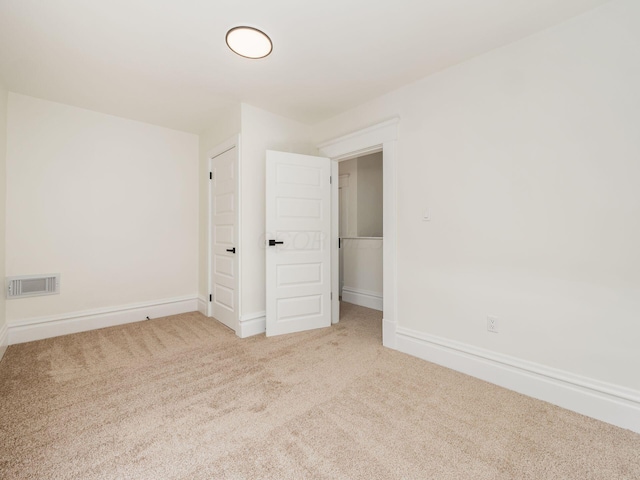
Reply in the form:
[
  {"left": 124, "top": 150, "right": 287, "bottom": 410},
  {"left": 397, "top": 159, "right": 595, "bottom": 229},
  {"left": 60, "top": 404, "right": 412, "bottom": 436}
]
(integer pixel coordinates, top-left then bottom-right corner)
[
  {"left": 197, "top": 295, "right": 207, "bottom": 316},
  {"left": 238, "top": 311, "right": 266, "bottom": 338},
  {"left": 0, "top": 322, "right": 8, "bottom": 363}
]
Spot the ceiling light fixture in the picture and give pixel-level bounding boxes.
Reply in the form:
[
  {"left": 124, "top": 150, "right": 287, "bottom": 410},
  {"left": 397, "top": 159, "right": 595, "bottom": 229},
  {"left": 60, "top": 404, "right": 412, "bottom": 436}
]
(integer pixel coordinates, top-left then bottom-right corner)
[{"left": 225, "top": 26, "right": 272, "bottom": 59}]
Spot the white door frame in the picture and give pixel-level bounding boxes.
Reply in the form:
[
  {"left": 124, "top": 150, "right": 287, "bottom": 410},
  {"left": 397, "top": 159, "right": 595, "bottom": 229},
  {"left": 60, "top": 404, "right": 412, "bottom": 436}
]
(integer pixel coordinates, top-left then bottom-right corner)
[
  {"left": 338, "top": 174, "right": 350, "bottom": 296},
  {"left": 207, "top": 134, "right": 241, "bottom": 334},
  {"left": 318, "top": 118, "right": 399, "bottom": 349}
]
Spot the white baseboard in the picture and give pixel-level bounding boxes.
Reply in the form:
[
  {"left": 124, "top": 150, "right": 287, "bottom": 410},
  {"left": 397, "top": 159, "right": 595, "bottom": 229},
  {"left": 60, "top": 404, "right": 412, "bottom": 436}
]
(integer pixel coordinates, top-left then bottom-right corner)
[
  {"left": 382, "top": 318, "right": 396, "bottom": 349},
  {"left": 342, "top": 287, "right": 383, "bottom": 311},
  {"left": 8, "top": 295, "right": 199, "bottom": 345},
  {"left": 197, "top": 295, "right": 207, "bottom": 316},
  {"left": 0, "top": 321, "right": 8, "bottom": 363},
  {"left": 238, "top": 311, "right": 266, "bottom": 338},
  {"left": 393, "top": 326, "right": 640, "bottom": 434}
]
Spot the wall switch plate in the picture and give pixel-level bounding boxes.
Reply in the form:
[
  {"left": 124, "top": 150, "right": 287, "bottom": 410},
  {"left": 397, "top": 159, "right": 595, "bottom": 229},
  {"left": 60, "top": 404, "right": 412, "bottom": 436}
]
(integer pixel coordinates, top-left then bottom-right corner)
[{"left": 487, "top": 315, "right": 499, "bottom": 333}]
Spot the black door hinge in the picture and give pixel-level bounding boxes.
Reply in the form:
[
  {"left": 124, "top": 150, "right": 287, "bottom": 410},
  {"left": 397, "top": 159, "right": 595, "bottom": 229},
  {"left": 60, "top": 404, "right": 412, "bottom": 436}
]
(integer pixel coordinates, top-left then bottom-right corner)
[
  {"left": 209, "top": 294, "right": 212, "bottom": 302},
  {"left": 210, "top": 172, "right": 213, "bottom": 180}
]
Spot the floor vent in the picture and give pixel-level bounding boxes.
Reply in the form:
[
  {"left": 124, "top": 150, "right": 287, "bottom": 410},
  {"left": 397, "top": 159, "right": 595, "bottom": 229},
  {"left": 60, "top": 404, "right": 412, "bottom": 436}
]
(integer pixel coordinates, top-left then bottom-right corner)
[{"left": 7, "top": 274, "right": 60, "bottom": 299}]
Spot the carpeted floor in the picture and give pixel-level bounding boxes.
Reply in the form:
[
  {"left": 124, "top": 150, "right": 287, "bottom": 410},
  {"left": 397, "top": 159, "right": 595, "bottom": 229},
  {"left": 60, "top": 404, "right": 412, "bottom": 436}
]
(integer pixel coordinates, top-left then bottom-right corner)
[{"left": 1, "top": 302, "right": 639, "bottom": 479}]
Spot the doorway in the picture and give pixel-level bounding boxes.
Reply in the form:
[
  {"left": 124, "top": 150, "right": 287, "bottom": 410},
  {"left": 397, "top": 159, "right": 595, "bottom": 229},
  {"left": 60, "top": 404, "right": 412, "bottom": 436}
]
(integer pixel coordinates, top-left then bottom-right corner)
[
  {"left": 319, "top": 118, "right": 399, "bottom": 348},
  {"left": 208, "top": 137, "right": 240, "bottom": 334},
  {"left": 261, "top": 119, "right": 398, "bottom": 344},
  {"left": 337, "top": 152, "right": 384, "bottom": 311}
]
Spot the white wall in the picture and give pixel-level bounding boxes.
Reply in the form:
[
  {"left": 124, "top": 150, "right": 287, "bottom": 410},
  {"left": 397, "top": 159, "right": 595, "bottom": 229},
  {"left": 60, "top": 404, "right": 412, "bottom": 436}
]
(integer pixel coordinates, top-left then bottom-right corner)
[
  {"left": 338, "top": 153, "right": 383, "bottom": 238},
  {"left": 198, "top": 104, "right": 241, "bottom": 301},
  {"left": 343, "top": 239, "right": 383, "bottom": 292},
  {"left": 338, "top": 158, "right": 358, "bottom": 237},
  {"left": 342, "top": 238, "right": 383, "bottom": 311},
  {"left": 314, "top": 0, "right": 640, "bottom": 392},
  {"left": 6, "top": 94, "right": 199, "bottom": 323},
  {"left": 239, "top": 104, "right": 314, "bottom": 318},
  {"left": 356, "top": 152, "right": 383, "bottom": 237},
  {"left": 0, "top": 82, "right": 7, "bottom": 360}
]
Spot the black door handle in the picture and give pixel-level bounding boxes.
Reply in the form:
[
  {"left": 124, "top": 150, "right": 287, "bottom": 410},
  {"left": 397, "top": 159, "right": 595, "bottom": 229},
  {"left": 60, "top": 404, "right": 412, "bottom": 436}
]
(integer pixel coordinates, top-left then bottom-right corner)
[
  {"left": 268, "top": 239, "right": 284, "bottom": 246},
  {"left": 226, "top": 248, "right": 236, "bottom": 253}
]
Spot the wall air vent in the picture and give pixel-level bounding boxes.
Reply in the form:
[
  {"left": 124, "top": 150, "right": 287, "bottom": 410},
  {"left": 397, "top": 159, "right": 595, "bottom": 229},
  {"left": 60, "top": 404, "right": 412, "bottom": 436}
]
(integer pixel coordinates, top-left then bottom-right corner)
[{"left": 7, "top": 274, "right": 60, "bottom": 299}]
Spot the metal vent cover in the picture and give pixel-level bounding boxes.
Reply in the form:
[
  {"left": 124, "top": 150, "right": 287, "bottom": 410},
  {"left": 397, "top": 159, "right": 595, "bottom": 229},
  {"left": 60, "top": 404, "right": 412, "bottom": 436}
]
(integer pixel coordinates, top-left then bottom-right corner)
[{"left": 7, "top": 274, "right": 60, "bottom": 299}]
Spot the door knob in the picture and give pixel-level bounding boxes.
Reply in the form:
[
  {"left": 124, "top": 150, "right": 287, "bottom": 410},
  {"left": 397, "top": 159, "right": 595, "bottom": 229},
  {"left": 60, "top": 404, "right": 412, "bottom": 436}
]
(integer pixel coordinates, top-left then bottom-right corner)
[
  {"left": 226, "top": 248, "right": 236, "bottom": 253},
  {"left": 268, "top": 239, "right": 284, "bottom": 246}
]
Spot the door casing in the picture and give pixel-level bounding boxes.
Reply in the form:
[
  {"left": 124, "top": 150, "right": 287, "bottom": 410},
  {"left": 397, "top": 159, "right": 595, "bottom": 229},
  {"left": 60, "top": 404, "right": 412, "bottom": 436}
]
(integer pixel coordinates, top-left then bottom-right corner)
[{"left": 318, "top": 118, "right": 399, "bottom": 347}]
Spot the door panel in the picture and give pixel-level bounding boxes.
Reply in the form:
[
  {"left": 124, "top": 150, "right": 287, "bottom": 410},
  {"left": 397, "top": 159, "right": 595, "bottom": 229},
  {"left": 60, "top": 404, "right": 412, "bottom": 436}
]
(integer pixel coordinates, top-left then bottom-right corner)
[
  {"left": 215, "top": 193, "right": 234, "bottom": 214},
  {"left": 266, "top": 151, "right": 332, "bottom": 337},
  {"left": 276, "top": 163, "right": 323, "bottom": 186},
  {"left": 214, "top": 224, "right": 234, "bottom": 244},
  {"left": 276, "top": 263, "right": 322, "bottom": 286},
  {"left": 211, "top": 147, "right": 238, "bottom": 331},
  {"left": 214, "top": 255, "right": 234, "bottom": 277},
  {"left": 277, "top": 198, "right": 322, "bottom": 218}
]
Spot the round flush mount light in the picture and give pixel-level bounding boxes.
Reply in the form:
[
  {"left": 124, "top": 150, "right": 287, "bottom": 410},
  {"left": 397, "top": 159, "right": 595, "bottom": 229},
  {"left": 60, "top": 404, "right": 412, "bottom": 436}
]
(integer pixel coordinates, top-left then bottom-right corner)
[{"left": 225, "top": 26, "right": 272, "bottom": 59}]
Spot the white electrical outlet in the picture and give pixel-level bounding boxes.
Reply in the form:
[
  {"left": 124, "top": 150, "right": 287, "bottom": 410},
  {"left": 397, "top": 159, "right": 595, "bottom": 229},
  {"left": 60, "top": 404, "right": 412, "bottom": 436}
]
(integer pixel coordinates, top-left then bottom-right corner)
[{"left": 487, "top": 315, "right": 499, "bottom": 333}]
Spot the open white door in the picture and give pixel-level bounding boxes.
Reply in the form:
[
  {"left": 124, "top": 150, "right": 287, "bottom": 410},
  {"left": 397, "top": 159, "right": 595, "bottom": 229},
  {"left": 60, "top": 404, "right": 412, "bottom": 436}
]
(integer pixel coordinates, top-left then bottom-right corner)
[
  {"left": 210, "top": 146, "right": 238, "bottom": 332},
  {"left": 266, "top": 150, "right": 332, "bottom": 337}
]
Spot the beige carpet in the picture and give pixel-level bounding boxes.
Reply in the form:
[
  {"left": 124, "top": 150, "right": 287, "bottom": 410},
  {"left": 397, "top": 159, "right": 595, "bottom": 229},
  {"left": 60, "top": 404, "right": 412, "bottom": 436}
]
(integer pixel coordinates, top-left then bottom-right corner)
[{"left": 1, "top": 303, "right": 639, "bottom": 479}]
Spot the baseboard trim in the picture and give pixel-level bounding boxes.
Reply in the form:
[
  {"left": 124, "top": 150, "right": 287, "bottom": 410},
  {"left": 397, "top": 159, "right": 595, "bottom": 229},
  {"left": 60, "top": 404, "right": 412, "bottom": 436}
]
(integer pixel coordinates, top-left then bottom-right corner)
[
  {"left": 8, "top": 295, "right": 199, "bottom": 344},
  {"left": 394, "top": 326, "right": 640, "bottom": 433},
  {"left": 238, "top": 311, "right": 266, "bottom": 338},
  {"left": 197, "top": 295, "right": 207, "bottom": 316},
  {"left": 382, "top": 318, "right": 396, "bottom": 349},
  {"left": 342, "top": 287, "right": 383, "bottom": 311},
  {"left": 0, "top": 322, "right": 8, "bottom": 363}
]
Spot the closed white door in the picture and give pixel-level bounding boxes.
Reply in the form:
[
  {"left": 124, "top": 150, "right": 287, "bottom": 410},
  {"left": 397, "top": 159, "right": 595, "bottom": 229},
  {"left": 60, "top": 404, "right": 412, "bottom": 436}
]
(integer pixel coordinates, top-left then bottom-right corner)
[
  {"left": 266, "top": 150, "right": 332, "bottom": 337},
  {"left": 210, "top": 147, "right": 238, "bottom": 331}
]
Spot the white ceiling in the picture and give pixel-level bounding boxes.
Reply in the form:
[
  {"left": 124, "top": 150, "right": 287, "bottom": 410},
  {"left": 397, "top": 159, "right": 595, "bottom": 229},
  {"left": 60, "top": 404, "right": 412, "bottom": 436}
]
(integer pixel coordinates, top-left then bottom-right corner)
[{"left": 0, "top": 0, "right": 610, "bottom": 133}]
